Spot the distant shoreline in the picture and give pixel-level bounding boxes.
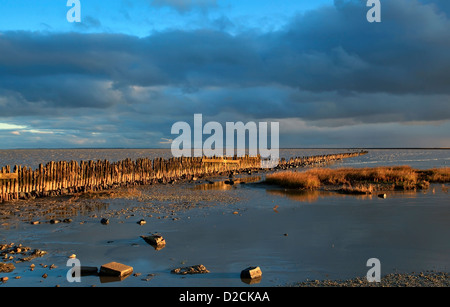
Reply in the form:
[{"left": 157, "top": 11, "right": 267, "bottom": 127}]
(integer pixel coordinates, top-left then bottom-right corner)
[{"left": 0, "top": 147, "right": 449, "bottom": 151}]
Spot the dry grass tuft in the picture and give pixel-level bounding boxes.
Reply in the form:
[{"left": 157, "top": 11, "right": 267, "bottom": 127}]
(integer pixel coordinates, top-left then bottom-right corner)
[{"left": 265, "top": 166, "right": 449, "bottom": 192}]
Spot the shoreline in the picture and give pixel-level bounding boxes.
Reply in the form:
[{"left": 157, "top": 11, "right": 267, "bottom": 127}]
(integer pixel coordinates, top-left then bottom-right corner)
[{"left": 290, "top": 271, "right": 450, "bottom": 287}]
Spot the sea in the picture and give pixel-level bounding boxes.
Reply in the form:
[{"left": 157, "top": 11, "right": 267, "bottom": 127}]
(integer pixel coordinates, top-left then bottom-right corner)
[{"left": 0, "top": 148, "right": 448, "bottom": 170}]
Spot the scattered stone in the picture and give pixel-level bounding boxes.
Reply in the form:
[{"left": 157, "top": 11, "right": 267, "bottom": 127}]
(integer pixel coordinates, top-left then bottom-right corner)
[
  {"left": 291, "top": 272, "right": 450, "bottom": 287},
  {"left": 171, "top": 264, "right": 210, "bottom": 275},
  {"left": 1, "top": 276, "right": 9, "bottom": 282},
  {"left": 42, "top": 273, "right": 48, "bottom": 279},
  {"left": 30, "top": 221, "right": 40, "bottom": 225},
  {"left": 0, "top": 263, "right": 15, "bottom": 273},
  {"left": 50, "top": 219, "right": 61, "bottom": 224},
  {"left": 63, "top": 218, "right": 72, "bottom": 223},
  {"left": 100, "top": 218, "right": 109, "bottom": 225},
  {"left": 141, "top": 273, "right": 156, "bottom": 282},
  {"left": 137, "top": 219, "right": 146, "bottom": 225},
  {"left": 240, "top": 266, "right": 262, "bottom": 279},
  {"left": 99, "top": 262, "right": 133, "bottom": 277},
  {"left": 378, "top": 193, "right": 387, "bottom": 199},
  {"left": 17, "top": 249, "right": 47, "bottom": 262}
]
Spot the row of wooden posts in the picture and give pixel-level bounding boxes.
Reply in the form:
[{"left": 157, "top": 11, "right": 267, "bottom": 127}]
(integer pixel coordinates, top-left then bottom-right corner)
[{"left": 0, "top": 151, "right": 367, "bottom": 203}]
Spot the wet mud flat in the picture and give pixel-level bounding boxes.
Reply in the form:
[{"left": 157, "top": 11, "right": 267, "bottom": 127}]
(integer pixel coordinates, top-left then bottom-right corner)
[
  {"left": 0, "top": 172, "right": 449, "bottom": 287},
  {"left": 290, "top": 271, "right": 450, "bottom": 287}
]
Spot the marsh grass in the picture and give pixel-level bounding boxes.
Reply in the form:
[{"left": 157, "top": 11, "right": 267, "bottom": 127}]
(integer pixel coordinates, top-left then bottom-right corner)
[{"left": 265, "top": 166, "right": 450, "bottom": 193}]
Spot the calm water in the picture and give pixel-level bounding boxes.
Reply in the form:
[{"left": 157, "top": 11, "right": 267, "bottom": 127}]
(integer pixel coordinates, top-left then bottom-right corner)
[
  {"left": 0, "top": 148, "right": 449, "bottom": 287},
  {"left": 0, "top": 148, "right": 449, "bottom": 169}
]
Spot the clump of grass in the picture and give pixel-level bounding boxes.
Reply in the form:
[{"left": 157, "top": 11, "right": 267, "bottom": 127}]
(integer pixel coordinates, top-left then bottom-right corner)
[
  {"left": 265, "top": 171, "right": 321, "bottom": 190},
  {"left": 418, "top": 168, "right": 450, "bottom": 183},
  {"left": 265, "top": 166, "right": 449, "bottom": 192}
]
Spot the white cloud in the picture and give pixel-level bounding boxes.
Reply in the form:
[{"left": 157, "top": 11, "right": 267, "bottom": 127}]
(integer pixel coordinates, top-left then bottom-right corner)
[{"left": 0, "top": 123, "right": 27, "bottom": 130}]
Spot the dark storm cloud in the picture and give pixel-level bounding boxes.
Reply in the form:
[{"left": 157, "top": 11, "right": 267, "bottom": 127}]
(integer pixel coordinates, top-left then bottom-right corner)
[{"left": 0, "top": 0, "right": 449, "bottom": 148}]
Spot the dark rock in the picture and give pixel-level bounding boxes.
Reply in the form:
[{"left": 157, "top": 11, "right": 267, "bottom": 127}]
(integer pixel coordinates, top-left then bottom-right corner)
[
  {"left": 80, "top": 266, "right": 99, "bottom": 276},
  {"left": 100, "top": 218, "right": 109, "bottom": 225}
]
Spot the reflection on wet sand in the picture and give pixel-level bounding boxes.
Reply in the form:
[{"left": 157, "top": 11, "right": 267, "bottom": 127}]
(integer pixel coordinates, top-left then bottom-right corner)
[
  {"left": 193, "top": 176, "right": 262, "bottom": 191},
  {"left": 266, "top": 189, "right": 336, "bottom": 203},
  {"left": 241, "top": 276, "right": 262, "bottom": 285},
  {"left": 266, "top": 187, "right": 426, "bottom": 203},
  {"left": 99, "top": 273, "right": 132, "bottom": 284}
]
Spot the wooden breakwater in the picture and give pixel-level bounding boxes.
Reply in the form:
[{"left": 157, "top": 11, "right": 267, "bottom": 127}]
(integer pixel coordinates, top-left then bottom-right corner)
[{"left": 0, "top": 151, "right": 367, "bottom": 203}]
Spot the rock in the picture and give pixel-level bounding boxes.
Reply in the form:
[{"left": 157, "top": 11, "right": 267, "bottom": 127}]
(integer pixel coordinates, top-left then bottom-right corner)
[
  {"left": 99, "top": 262, "right": 133, "bottom": 277},
  {"left": 30, "top": 221, "right": 40, "bottom": 225},
  {"left": 50, "top": 219, "right": 61, "bottom": 224},
  {"left": 224, "top": 180, "right": 234, "bottom": 185},
  {"left": 0, "top": 263, "right": 15, "bottom": 273},
  {"left": 240, "top": 266, "right": 262, "bottom": 279},
  {"left": 100, "top": 218, "right": 109, "bottom": 225},
  {"left": 63, "top": 218, "right": 72, "bottom": 223},
  {"left": 68, "top": 254, "right": 76, "bottom": 259},
  {"left": 42, "top": 273, "right": 48, "bottom": 279},
  {"left": 171, "top": 264, "right": 210, "bottom": 275},
  {"left": 378, "top": 193, "right": 387, "bottom": 199},
  {"left": 137, "top": 219, "right": 146, "bottom": 225},
  {"left": 1, "top": 277, "right": 9, "bottom": 282},
  {"left": 141, "top": 235, "right": 166, "bottom": 248}
]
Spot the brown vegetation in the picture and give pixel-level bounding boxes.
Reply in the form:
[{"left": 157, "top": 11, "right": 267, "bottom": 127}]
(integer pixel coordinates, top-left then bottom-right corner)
[{"left": 265, "top": 166, "right": 450, "bottom": 193}]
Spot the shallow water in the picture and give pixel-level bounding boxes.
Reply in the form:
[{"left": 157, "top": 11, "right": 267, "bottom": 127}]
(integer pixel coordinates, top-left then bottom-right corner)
[
  {"left": 0, "top": 178, "right": 449, "bottom": 287},
  {"left": 0, "top": 149, "right": 449, "bottom": 287}
]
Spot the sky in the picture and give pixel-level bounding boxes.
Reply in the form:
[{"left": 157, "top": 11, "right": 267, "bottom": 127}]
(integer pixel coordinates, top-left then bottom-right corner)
[{"left": 0, "top": 0, "right": 449, "bottom": 149}]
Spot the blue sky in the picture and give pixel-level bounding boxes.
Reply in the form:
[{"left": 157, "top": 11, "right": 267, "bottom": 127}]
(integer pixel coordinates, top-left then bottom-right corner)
[
  {"left": 0, "top": 0, "right": 333, "bottom": 35},
  {"left": 0, "top": 0, "right": 449, "bottom": 149}
]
